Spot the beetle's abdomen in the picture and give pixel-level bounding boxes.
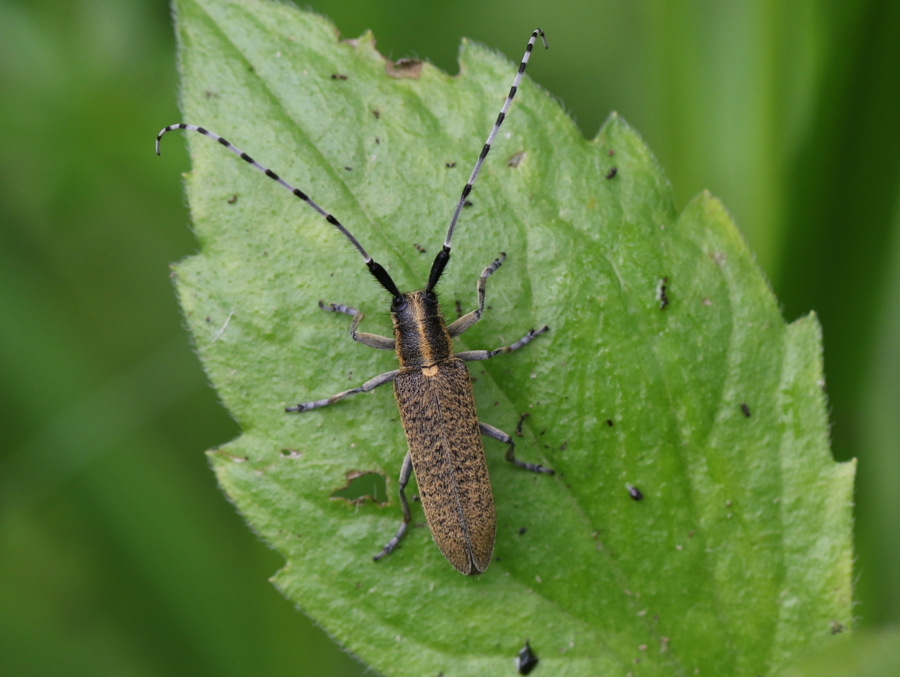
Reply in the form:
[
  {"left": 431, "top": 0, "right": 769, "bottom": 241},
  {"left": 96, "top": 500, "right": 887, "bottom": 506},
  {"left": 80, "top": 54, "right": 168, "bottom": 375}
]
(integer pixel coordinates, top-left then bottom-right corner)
[{"left": 393, "top": 358, "right": 495, "bottom": 575}]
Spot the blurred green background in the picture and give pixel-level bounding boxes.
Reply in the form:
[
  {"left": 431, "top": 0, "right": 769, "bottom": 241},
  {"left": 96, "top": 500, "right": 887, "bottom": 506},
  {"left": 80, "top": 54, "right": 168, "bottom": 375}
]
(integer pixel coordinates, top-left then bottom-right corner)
[{"left": 1, "top": 0, "right": 898, "bottom": 674}]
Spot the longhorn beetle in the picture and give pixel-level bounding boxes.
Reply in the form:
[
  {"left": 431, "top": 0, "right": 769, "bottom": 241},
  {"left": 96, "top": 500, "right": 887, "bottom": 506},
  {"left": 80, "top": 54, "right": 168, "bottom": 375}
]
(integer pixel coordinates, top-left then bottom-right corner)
[{"left": 157, "top": 28, "right": 553, "bottom": 575}]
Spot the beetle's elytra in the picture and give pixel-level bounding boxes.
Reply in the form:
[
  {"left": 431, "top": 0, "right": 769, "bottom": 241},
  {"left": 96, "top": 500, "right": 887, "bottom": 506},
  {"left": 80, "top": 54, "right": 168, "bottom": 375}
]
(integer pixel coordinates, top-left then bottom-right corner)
[{"left": 158, "top": 29, "right": 553, "bottom": 575}]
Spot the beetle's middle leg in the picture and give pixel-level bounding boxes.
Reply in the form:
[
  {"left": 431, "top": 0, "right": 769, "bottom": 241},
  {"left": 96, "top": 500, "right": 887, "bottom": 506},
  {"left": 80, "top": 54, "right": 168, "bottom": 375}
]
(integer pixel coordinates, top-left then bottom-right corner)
[
  {"left": 456, "top": 324, "right": 549, "bottom": 362},
  {"left": 374, "top": 452, "right": 413, "bottom": 562},
  {"left": 480, "top": 422, "right": 554, "bottom": 475},
  {"left": 286, "top": 368, "right": 397, "bottom": 412}
]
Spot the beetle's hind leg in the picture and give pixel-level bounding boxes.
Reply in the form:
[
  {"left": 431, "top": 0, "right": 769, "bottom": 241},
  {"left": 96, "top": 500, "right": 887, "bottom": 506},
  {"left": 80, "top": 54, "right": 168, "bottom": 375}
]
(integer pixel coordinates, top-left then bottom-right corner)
[
  {"left": 480, "top": 422, "right": 554, "bottom": 475},
  {"left": 319, "top": 301, "right": 395, "bottom": 350},
  {"left": 374, "top": 452, "right": 413, "bottom": 562}
]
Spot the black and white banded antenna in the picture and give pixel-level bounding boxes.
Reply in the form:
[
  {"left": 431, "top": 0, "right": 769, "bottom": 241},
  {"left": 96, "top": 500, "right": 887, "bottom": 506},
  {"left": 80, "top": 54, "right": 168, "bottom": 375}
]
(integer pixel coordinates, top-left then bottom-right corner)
[
  {"left": 425, "top": 28, "right": 547, "bottom": 293},
  {"left": 155, "top": 123, "right": 402, "bottom": 299},
  {"left": 157, "top": 28, "right": 546, "bottom": 299}
]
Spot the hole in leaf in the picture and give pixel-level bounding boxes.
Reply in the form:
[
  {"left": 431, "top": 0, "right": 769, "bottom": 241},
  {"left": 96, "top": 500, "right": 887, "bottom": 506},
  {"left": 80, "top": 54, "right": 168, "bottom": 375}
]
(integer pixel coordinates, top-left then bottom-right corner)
[{"left": 331, "top": 471, "right": 389, "bottom": 505}]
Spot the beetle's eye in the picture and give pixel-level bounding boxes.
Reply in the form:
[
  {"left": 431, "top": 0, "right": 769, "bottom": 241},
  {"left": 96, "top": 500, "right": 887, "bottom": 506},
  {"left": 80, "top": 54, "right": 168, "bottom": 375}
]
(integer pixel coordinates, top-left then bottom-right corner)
[{"left": 391, "top": 297, "right": 407, "bottom": 312}]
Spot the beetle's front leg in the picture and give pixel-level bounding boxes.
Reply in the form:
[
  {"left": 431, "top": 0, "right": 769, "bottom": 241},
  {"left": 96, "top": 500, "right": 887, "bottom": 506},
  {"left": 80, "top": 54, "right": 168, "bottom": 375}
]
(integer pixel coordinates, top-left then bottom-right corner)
[
  {"left": 320, "top": 301, "right": 395, "bottom": 350},
  {"left": 446, "top": 252, "right": 506, "bottom": 338}
]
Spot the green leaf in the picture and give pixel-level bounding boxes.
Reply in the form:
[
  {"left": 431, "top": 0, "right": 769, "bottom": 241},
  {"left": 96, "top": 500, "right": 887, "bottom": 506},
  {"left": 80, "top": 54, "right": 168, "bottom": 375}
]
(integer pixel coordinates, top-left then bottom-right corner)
[
  {"left": 167, "top": 0, "right": 854, "bottom": 674},
  {"left": 776, "top": 628, "right": 900, "bottom": 677}
]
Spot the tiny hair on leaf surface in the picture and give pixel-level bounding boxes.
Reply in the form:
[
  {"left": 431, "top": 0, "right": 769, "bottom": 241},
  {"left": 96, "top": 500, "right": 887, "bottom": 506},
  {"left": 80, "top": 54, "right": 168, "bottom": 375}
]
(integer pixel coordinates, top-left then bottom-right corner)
[{"left": 164, "top": 0, "right": 854, "bottom": 675}]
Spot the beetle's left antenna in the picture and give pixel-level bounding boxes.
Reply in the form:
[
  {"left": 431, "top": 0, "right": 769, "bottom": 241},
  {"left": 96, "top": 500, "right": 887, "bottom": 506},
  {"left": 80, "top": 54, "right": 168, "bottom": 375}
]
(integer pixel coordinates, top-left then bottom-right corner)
[
  {"left": 426, "top": 28, "right": 548, "bottom": 293},
  {"left": 156, "top": 124, "right": 402, "bottom": 299}
]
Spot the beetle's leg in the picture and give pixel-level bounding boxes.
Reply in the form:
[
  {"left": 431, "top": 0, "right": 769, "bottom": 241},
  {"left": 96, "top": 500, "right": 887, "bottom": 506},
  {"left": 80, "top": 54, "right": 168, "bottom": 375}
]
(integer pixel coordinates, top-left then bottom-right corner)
[
  {"left": 374, "top": 452, "right": 413, "bottom": 561},
  {"left": 456, "top": 324, "right": 549, "bottom": 362},
  {"left": 479, "top": 422, "right": 554, "bottom": 475},
  {"left": 320, "top": 301, "right": 395, "bottom": 350},
  {"left": 446, "top": 253, "right": 506, "bottom": 337},
  {"left": 286, "top": 369, "right": 397, "bottom": 412}
]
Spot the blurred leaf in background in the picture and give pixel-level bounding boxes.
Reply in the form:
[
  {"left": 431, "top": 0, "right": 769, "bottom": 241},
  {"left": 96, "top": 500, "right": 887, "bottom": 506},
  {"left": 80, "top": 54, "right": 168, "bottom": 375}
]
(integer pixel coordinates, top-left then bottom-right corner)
[
  {"left": 1, "top": 0, "right": 898, "bottom": 675},
  {"left": 0, "top": 0, "right": 362, "bottom": 675},
  {"left": 776, "top": 627, "right": 900, "bottom": 677}
]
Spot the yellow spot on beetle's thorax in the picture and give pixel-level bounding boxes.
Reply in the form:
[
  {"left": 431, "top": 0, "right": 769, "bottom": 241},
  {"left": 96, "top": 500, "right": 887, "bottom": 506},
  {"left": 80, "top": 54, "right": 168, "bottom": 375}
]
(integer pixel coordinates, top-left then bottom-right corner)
[{"left": 422, "top": 365, "right": 439, "bottom": 378}]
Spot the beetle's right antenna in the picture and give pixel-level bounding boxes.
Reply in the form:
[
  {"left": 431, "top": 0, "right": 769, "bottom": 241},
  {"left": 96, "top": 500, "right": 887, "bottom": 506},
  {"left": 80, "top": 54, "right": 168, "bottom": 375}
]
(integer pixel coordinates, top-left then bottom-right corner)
[
  {"left": 427, "top": 28, "right": 548, "bottom": 293},
  {"left": 156, "top": 124, "right": 402, "bottom": 299}
]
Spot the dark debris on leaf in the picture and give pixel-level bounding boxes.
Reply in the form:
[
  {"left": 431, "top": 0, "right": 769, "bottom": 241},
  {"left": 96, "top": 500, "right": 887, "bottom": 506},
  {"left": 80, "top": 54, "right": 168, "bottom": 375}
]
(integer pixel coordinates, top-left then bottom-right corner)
[{"left": 515, "top": 640, "right": 539, "bottom": 675}]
